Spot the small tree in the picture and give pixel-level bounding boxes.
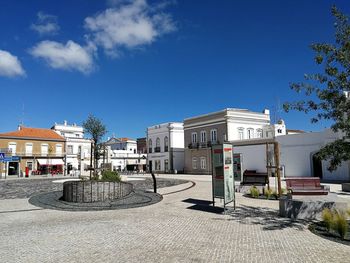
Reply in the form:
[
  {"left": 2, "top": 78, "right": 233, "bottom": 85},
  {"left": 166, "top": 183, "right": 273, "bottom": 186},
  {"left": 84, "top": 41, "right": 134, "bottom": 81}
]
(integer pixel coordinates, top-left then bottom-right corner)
[
  {"left": 82, "top": 115, "right": 107, "bottom": 176},
  {"left": 284, "top": 6, "right": 350, "bottom": 171}
]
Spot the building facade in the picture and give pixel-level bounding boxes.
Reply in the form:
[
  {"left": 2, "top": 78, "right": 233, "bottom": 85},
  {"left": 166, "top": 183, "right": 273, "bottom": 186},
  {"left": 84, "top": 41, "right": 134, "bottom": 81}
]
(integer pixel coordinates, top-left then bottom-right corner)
[
  {"left": 184, "top": 108, "right": 271, "bottom": 174},
  {"left": 147, "top": 122, "right": 184, "bottom": 173},
  {"left": 103, "top": 137, "right": 147, "bottom": 172},
  {"left": 0, "top": 126, "right": 66, "bottom": 177},
  {"left": 137, "top": 137, "right": 147, "bottom": 154},
  {"left": 51, "top": 121, "right": 92, "bottom": 176}
]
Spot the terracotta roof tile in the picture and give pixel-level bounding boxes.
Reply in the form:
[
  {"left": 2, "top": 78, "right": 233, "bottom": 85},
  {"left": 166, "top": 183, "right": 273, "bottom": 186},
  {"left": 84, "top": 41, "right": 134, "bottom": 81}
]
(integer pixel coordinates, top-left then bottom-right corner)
[{"left": 0, "top": 127, "right": 65, "bottom": 141}]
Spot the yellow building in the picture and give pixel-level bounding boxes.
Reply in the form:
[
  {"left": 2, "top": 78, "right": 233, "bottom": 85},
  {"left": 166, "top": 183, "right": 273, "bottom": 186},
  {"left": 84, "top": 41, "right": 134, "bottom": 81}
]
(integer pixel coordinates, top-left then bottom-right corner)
[{"left": 0, "top": 126, "right": 66, "bottom": 177}]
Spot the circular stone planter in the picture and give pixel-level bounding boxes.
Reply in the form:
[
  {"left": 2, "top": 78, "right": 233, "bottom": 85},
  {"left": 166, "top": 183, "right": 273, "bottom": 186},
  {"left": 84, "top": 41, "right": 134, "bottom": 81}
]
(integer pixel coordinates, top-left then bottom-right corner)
[{"left": 63, "top": 180, "right": 133, "bottom": 203}]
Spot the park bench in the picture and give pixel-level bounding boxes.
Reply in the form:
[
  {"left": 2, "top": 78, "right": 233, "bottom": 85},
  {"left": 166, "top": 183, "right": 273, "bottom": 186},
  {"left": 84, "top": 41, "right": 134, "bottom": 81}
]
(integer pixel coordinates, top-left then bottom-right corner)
[
  {"left": 242, "top": 170, "right": 268, "bottom": 186},
  {"left": 285, "top": 177, "right": 328, "bottom": 195}
]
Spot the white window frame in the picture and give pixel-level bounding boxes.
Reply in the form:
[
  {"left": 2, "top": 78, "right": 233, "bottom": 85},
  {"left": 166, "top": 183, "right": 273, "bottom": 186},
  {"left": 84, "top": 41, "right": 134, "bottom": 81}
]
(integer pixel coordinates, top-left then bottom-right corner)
[
  {"left": 192, "top": 157, "right": 197, "bottom": 169},
  {"left": 8, "top": 142, "right": 16, "bottom": 155},
  {"left": 210, "top": 129, "right": 217, "bottom": 142},
  {"left": 67, "top": 145, "right": 73, "bottom": 155},
  {"left": 247, "top": 128, "right": 254, "bottom": 139},
  {"left": 191, "top": 132, "right": 197, "bottom": 144},
  {"left": 200, "top": 157, "right": 206, "bottom": 169},
  {"left": 25, "top": 143, "right": 33, "bottom": 156},
  {"left": 56, "top": 144, "right": 63, "bottom": 156},
  {"left": 200, "top": 131, "right": 207, "bottom": 143},
  {"left": 257, "top": 129, "right": 263, "bottom": 138},
  {"left": 41, "top": 144, "right": 49, "bottom": 156},
  {"left": 238, "top": 128, "right": 244, "bottom": 140}
]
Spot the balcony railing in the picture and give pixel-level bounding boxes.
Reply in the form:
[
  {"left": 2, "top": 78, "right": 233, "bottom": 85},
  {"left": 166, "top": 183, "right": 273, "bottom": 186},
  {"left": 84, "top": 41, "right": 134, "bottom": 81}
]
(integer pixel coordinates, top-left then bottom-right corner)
[
  {"left": 164, "top": 146, "right": 169, "bottom": 152},
  {"left": 11, "top": 152, "right": 65, "bottom": 158},
  {"left": 188, "top": 140, "right": 220, "bottom": 149},
  {"left": 154, "top": 147, "right": 161, "bottom": 153},
  {"left": 148, "top": 148, "right": 152, "bottom": 153}
]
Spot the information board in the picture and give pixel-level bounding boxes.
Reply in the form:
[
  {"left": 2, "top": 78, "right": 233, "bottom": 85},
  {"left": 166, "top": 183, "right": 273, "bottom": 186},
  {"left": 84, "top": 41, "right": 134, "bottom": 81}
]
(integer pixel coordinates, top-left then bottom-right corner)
[
  {"left": 223, "top": 144, "right": 234, "bottom": 204},
  {"left": 212, "top": 144, "right": 235, "bottom": 210}
]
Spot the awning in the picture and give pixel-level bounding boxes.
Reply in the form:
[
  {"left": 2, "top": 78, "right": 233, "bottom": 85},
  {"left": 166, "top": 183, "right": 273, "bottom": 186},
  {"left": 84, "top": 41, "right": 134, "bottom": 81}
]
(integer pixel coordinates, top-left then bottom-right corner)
[{"left": 37, "top": 159, "right": 64, "bottom": 165}]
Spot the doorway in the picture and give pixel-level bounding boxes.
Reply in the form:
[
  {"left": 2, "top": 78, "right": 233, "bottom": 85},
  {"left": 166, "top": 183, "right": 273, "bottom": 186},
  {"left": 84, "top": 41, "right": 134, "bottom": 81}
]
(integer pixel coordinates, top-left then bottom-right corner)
[
  {"left": 312, "top": 154, "right": 323, "bottom": 179},
  {"left": 8, "top": 162, "right": 19, "bottom": 176}
]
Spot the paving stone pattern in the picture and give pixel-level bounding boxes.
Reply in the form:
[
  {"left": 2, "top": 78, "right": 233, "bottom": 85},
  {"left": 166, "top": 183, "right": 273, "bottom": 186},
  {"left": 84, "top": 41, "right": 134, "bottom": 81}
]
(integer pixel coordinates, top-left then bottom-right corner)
[{"left": 0, "top": 175, "right": 349, "bottom": 262}]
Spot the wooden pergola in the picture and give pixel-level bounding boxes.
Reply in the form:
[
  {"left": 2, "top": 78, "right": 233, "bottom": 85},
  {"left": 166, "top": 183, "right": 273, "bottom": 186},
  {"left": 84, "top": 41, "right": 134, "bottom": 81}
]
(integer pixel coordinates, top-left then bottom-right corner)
[{"left": 230, "top": 138, "right": 282, "bottom": 197}]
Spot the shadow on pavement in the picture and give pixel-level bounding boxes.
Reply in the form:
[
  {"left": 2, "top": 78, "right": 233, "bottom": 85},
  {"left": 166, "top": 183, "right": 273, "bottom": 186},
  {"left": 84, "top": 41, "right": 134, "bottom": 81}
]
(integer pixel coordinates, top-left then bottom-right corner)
[
  {"left": 182, "top": 198, "right": 224, "bottom": 214},
  {"left": 223, "top": 205, "right": 306, "bottom": 231}
]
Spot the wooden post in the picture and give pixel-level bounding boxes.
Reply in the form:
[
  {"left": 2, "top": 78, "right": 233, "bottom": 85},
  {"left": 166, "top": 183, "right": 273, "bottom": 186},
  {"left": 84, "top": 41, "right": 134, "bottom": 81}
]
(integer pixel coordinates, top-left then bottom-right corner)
[
  {"left": 266, "top": 143, "right": 270, "bottom": 190},
  {"left": 274, "top": 142, "right": 282, "bottom": 197}
]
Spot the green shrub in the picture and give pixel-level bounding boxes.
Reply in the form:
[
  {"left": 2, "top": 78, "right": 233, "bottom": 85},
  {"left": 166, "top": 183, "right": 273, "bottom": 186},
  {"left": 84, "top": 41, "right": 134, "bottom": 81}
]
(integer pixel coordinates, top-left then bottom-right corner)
[
  {"left": 264, "top": 187, "right": 273, "bottom": 200},
  {"left": 101, "top": 171, "right": 121, "bottom": 182},
  {"left": 321, "top": 208, "right": 334, "bottom": 232},
  {"left": 250, "top": 186, "right": 260, "bottom": 198},
  {"left": 332, "top": 210, "right": 349, "bottom": 240}
]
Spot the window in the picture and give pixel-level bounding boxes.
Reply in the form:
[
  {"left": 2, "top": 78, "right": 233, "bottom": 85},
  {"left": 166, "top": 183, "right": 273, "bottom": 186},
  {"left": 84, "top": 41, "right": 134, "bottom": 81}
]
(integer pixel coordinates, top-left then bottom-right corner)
[
  {"left": 247, "top": 128, "right": 254, "bottom": 139},
  {"left": 25, "top": 143, "right": 33, "bottom": 156},
  {"left": 192, "top": 157, "right": 197, "bottom": 169},
  {"left": 164, "top": 136, "right": 169, "bottom": 152},
  {"left": 277, "top": 129, "right": 282, "bottom": 134},
  {"left": 257, "top": 129, "right": 263, "bottom": 138},
  {"left": 155, "top": 160, "right": 161, "bottom": 171},
  {"left": 148, "top": 139, "right": 152, "bottom": 153},
  {"left": 210, "top": 129, "right": 217, "bottom": 142},
  {"left": 155, "top": 137, "right": 161, "bottom": 152},
  {"left": 164, "top": 159, "right": 169, "bottom": 172},
  {"left": 238, "top": 128, "right": 244, "bottom": 140},
  {"left": 41, "top": 144, "right": 48, "bottom": 156},
  {"left": 56, "top": 144, "right": 62, "bottom": 156},
  {"left": 8, "top": 142, "right": 16, "bottom": 155},
  {"left": 191, "top": 132, "right": 197, "bottom": 144},
  {"left": 67, "top": 145, "right": 73, "bottom": 154},
  {"left": 200, "top": 131, "right": 207, "bottom": 143},
  {"left": 200, "top": 157, "right": 206, "bottom": 169}
]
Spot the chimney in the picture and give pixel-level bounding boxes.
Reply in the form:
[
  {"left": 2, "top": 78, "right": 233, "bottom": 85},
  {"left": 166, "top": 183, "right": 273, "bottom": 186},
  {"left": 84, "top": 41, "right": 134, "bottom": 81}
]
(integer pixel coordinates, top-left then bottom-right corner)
[
  {"left": 18, "top": 125, "right": 22, "bottom": 131},
  {"left": 64, "top": 120, "right": 67, "bottom": 126},
  {"left": 263, "top": 109, "right": 270, "bottom": 115}
]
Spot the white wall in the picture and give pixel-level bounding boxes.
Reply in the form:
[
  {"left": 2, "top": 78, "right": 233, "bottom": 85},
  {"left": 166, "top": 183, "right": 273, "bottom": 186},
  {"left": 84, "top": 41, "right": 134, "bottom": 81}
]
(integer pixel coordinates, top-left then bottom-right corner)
[
  {"left": 234, "top": 144, "right": 267, "bottom": 173},
  {"left": 231, "top": 129, "right": 350, "bottom": 181}
]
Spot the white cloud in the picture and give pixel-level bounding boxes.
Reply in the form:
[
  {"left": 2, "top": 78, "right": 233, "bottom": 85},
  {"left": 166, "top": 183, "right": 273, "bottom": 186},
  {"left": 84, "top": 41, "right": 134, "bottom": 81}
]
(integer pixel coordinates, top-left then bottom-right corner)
[
  {"left": 0, "top": 50, "right": 26, "bottom": 78},
  {"left": 85, "top": 0, "right": 176, "bottom": 56},
  {"left": 31, "top": 11, "right": 60, "bottom": 36},
  {"left": 29, "top": 40, "right": 94, "bottom": 74}
]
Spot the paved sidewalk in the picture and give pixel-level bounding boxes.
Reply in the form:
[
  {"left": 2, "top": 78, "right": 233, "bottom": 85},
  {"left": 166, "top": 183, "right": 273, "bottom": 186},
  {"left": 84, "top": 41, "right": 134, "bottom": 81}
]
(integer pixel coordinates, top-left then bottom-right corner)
[{"left": 0, "top": 174, "right": 349, "bottom": 262}]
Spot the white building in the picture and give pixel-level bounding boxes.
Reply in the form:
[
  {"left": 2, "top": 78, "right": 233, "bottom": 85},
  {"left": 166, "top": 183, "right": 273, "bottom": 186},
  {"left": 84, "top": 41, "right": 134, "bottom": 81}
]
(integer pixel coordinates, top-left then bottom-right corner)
[
  {"left": 104, "top": 137, "right": 147, "bottom": 172},
  {"left": 147, "top": 122, "right": 184, "bottom": 173},
  {"left": 232, "top": 129, "right": 350, "bottom": 182},
  {"left": 52, "top": 121, "right": 92, "bottom": 176},
  {"left": 184, "top": 108, "right": 272, "bottom": 174}
]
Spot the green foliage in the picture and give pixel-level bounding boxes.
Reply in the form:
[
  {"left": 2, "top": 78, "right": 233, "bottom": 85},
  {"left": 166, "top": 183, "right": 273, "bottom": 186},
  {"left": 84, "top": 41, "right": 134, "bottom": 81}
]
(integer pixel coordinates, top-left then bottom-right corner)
[
  {"left": 82, "top": 114, "right": 107, "bottom": 175},
  {"left": 332, "top": 210, "right": 349, "bottom": 240},
  {"left": 101, "top": 171, "right": 121, "bottom": 182},
  {"left": 284, "top": 6, "right": 350, "bottom": 171},
  {"left": 82, "top": 115, "right": 107, "bottom": 144},
  {"left": 264, "top": 187, "right": 273, "bottom": 200},
  {"left": 250, "top": 186, "right": 260, "bottom": 198},
  {"left": 322, "top": 208, "right": 335, "bottom": 232}
]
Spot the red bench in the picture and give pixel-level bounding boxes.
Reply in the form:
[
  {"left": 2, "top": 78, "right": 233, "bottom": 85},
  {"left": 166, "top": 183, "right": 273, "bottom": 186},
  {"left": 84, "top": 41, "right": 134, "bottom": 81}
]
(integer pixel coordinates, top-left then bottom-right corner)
[{"left": 286, "top": 177, "right": 328, "bottom": 195}]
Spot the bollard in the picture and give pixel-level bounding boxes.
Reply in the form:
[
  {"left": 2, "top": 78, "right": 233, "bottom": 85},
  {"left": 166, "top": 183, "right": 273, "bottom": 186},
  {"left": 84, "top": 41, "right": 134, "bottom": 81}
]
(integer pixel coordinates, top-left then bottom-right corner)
[{"left": 151, "top": 173, "right": 157, "bottom": 193}]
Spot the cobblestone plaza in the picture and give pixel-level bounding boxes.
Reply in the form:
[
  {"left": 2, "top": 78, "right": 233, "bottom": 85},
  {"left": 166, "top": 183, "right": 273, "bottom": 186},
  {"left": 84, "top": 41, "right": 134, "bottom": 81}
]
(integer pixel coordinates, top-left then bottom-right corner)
[{"left": 0, "top": 175, "right": 349, "bottom": 262}]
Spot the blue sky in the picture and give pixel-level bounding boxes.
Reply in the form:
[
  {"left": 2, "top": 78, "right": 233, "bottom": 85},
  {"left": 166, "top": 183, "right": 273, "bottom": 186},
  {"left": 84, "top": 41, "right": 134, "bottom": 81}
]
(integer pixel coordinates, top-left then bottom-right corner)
[{"left": 0, "top": 0, "right": 349, "bottom": 139}]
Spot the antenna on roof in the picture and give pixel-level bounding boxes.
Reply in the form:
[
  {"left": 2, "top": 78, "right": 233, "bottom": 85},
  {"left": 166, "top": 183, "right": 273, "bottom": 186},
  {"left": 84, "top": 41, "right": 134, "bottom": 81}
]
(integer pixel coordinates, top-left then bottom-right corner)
[{"left": 19, "top": 103, "right": 25, "bottom": 126}]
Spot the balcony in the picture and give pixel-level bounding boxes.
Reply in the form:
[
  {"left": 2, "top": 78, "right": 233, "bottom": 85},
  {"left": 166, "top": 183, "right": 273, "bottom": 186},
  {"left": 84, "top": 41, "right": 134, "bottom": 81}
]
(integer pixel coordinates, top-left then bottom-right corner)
[
  {"left": 14, "top": 152, "right": 65, "bottom": 158},
  {"left": 188, "top": 141, "right": 220, "bottom": 149},
  {"left": 154, "top": 147, "right": 161, "bottom": 153}
]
